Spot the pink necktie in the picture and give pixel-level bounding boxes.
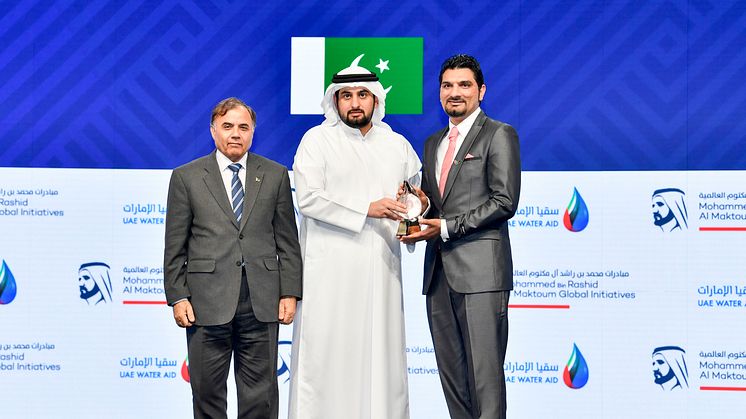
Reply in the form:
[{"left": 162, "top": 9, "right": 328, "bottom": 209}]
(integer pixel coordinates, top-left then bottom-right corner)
[{"left": 439, "top": 126, "right": 459, "bottom": 197}]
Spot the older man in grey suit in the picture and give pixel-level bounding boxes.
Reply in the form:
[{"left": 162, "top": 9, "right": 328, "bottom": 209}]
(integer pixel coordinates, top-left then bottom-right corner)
[
  {"left": 164, "top": 97, "right": 302, "bottom": 419},
  {"left": 402, "top": 55, "right": 521, "bottom": 419}
]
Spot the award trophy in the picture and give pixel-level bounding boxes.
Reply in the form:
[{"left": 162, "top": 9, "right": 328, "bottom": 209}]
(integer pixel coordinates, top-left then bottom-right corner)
[{"left": 396, "top": 180, "right": 422, "bottom": 236}]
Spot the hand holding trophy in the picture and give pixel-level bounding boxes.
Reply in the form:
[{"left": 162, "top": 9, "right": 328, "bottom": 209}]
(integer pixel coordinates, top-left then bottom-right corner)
[{"left": 396, "top": 180, "right": 422, "bottom": 237}]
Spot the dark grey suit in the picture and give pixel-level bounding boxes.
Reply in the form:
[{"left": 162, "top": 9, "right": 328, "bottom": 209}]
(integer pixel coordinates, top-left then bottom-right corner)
[
  {"left": 421, "top": 111, "right": 520, "bottom": 419},
  {"left": 164, "top": 150, "right": 302, "bottom": 418}
]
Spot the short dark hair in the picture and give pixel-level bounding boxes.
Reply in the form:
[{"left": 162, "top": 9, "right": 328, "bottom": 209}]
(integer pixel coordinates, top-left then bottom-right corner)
[
  {"left": 439, "top": 54, "right": 484, "bottom": 88},
  {"left": 210, "top": 97, "right": 256, "bottom": 127}
]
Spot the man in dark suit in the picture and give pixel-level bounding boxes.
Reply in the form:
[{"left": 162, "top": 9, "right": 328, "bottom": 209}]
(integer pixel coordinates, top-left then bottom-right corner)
[
  {"left": 402, "top": 55, "right": 521, "bottom": 419},
  {"left": 164, "top": 97, "right": 302, "bottom": 419}
]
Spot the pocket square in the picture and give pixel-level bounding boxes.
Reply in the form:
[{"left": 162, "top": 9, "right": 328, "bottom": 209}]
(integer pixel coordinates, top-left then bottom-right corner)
[{"left": 464, "top": 153, "right": 479, "bottom": 160}]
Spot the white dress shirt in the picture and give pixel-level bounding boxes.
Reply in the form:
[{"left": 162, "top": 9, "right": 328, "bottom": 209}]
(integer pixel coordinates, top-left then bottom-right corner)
[
  {"left": 436, "top": 108, "right": 482, "bottom": 240},
  {"left": 215, "top": 150, "right": 248, "bottom": 202}
]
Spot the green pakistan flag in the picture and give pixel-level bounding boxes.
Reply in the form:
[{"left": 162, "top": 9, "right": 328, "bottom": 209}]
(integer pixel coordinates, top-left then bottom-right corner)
[{"left": 323, "top": 37, "right": 423, "bottom": 114}]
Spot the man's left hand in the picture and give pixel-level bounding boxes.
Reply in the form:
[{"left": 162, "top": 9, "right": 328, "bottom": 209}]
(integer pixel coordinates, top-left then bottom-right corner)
[
  {"left": 396, "top": 184, "right": 429, "bottom": 216},
  {"left": 399, "top": 218, "right": 441, "bottom": 244},
  {"left": 278, "top": 296, "right": 297, "bottom": 325}
]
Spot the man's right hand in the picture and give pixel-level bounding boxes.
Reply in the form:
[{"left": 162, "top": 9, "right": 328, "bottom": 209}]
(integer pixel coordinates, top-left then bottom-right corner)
[
  {"left": 173, "top": 300, "right": 195, "bottom": 328},
  {"left": 399, "top": 217, "right": 441, "bottom": 244},
  {"left": 368, "top": 197, "right": 407, "bottom": 220}
]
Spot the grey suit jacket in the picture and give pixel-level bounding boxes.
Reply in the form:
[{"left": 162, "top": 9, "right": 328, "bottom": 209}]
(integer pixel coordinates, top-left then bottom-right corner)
[
  {"left": 421, "top": 111, "right": 521, "bottom": 295},
  {"left": 164, "top": 150, "right": 302, "bottom": 325}
]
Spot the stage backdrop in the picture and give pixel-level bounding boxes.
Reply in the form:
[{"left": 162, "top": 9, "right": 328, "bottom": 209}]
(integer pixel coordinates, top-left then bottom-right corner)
[{"left": 1, "top": 1, "right": 746, "bottom": 418}]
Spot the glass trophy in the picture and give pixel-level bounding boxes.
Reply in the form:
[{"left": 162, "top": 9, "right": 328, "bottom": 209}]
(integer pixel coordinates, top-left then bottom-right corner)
[{"left": 396, "top": 180, "right": 422, "bottom": 236}]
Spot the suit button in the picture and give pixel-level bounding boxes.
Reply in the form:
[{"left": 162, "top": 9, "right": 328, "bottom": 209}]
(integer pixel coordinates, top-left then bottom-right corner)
[
  {"left": 239, "top": 234, "right": 244, "bottom": 240},
  {"left": 235, "top": 261, "right": 241, "bottom": 267}
]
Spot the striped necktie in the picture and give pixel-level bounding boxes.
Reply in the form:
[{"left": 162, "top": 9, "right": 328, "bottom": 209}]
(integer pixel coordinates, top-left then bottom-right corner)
[{"left": 228, "top": 163, "right": 244, "bottom": 223}]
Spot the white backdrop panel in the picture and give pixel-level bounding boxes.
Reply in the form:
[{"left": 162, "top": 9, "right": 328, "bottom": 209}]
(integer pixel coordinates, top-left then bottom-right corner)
[{"left": 1, "top": 168, "right": 745, "bottom": 418}]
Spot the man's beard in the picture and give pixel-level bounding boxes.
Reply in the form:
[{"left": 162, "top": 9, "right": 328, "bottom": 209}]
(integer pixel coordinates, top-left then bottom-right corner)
[
  {"left": 444, "top": 97, "right": 467, "bottom": 118},
  {"left": 654, "top": 368, "right": 675, "bottom": 385},
  {"left": 80, "top": 283, "right": 101, "bottom": 301},
  {"left": 653, "top": 209, "right": 675, "bottom": 227},
  {"left": 341, "top": 110, "right": 372, "bottom": 129}
]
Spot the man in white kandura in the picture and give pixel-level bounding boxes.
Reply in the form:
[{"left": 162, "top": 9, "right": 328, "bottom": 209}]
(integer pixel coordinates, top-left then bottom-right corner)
[{"left": 289, "top": 56, "right": 421, "bottom": 419}]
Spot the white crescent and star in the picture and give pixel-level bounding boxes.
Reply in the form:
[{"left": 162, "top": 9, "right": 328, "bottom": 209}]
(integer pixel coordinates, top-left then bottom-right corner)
[
  {"left": 375, "top": 58, "right": 390, "bottom": 73},
  {"left": 349, "top": 54, "right": 393, "bottom": 94},
  {"left": 375, "top": 58, "right": 392, "bottom": 93}
]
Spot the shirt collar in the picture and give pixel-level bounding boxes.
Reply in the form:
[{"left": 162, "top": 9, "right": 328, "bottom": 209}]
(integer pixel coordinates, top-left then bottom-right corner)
[
  {"left": 338, "top": 121, "right": 376, "bottom": 140},
  {"left": 215, "top": 150, "right": 248, "bottom": 171},
  {"left": 448, "top": 107, "right": 482, "bottom": 138}
]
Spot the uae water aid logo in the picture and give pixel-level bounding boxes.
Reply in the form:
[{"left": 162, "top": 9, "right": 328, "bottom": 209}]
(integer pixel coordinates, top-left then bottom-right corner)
[
  {"left": 0, "top": 260, "right": 18, "bottom": 304},
  {"left": 181, "top": 357, "right": 190, "bottom": 383},
  {"left": 563, "top": 343, "right": 589, "bottom": 389},
  {"left": 563, "top": 188, "right": 589, "bottom": 232}
]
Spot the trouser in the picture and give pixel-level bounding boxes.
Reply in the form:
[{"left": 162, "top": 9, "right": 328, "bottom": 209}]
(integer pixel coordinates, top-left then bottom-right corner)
[
  {"left": 427, "top": 255, "right": 510, "bottom": 419},
  {"left": 187, "top": 272, "right": 279, "bottom": 419}
]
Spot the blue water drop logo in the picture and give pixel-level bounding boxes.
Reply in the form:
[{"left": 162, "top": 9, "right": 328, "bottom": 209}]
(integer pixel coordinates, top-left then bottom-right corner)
[
  {"left": 0, "top": 260, "right": 18, "bottom": 304},
  {"left": 563, "top": 343, "right": 589, "bottom": 389},
  {"left": 563, "top": 188, "right": 589, "bottom": 232}
]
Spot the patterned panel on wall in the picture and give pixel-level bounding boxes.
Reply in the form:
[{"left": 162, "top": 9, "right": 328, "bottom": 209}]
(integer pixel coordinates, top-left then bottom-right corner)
[{"left": 0, "top": 0, "right": 744, "bottom": 170}]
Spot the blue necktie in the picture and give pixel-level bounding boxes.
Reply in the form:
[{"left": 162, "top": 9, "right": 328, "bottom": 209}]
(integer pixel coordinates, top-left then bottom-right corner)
[{"left": 228, "top": 163, "right": 244, "bottom": 223}]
